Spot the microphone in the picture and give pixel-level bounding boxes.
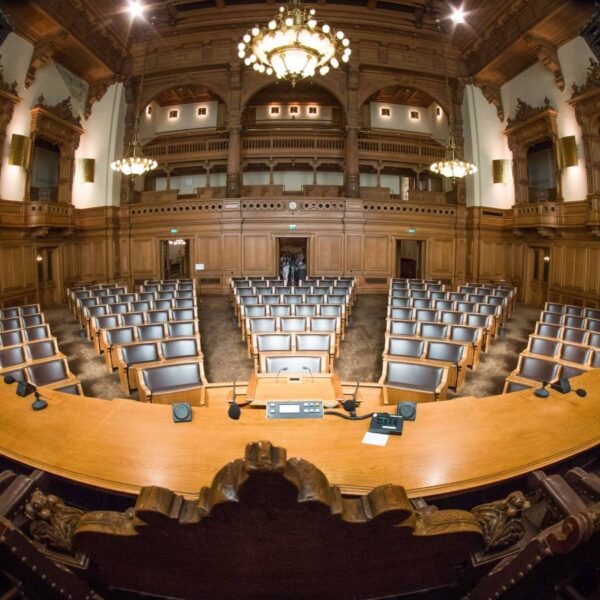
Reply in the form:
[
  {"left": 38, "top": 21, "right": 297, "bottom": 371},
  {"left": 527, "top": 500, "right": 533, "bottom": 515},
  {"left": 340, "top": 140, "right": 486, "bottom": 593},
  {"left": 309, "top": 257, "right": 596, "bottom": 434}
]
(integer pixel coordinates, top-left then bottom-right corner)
[
  {"left": 228, "top": 380, "right": 241, "bottom": 420},
  {"left": 4, "top": 376, "right": 47, "bottom": 410},
  {"left": 342, "top": 381, "right": 360, "bottom": 415},
  {"left": 551, "top": 376, "right": 587, "bottom": 397},
  {"left": 302, "top": 366, "right": 314, "bottom": 382},
  {"left": 275, "top": 367, "right": 288, "bottom": 382},
  {"left": 534, "top": 381, "right": 550, "bottom": 398},
  {"left": 3, "top": 375, "right": 16, "bottom": 384}
]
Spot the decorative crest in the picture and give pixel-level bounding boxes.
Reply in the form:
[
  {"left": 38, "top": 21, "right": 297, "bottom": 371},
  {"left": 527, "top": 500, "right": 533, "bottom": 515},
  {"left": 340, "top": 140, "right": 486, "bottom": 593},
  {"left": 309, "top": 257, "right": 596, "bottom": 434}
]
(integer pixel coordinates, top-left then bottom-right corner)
[
  {"left": 572, "top": 58, "right": 600, "bottom": 95},
  {"left": 507, "top": 97, "right": 553, "bottom": 127},
  {"left": 35, "top": 94, "right": 82, "bottom": 127},
  {"left": 0, "top": 55, "right": 17, "bottom": 94}
]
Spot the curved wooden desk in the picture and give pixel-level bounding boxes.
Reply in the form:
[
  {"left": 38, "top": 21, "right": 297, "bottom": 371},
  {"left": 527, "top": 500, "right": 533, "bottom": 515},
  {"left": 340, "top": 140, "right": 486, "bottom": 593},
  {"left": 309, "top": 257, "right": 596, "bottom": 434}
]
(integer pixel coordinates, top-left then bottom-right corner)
[{"left": 1, "top": 370, "right": 599, "bottom": 498}]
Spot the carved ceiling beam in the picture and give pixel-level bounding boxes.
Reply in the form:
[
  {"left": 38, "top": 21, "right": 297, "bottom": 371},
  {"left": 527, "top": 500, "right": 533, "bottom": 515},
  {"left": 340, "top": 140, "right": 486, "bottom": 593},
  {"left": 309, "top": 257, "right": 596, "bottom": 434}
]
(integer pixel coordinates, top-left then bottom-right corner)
[
  {"left": 25, "top": 30, "right": 68, "bottom": 89},
  {"left": 84, "top": 77, "right": 116, "bottom": 119},
  {"left": 473, "top": 78, "right": 505, "bottom": 122},
  {"left": 523, "top": 33, "right": 565, "bottom": 92}
]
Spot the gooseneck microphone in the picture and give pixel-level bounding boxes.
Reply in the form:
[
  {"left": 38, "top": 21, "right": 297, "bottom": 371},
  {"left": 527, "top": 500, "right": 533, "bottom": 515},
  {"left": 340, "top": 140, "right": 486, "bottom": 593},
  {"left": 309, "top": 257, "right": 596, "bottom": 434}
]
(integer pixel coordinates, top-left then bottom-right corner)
[
  {"left": 302, "top": 366, "right": 314, "bottom": 382},
  {"left": 3, "top": 376, "right": 47, "bottom": 410},
  {"left": 275, "top": 367, "right": 289, "bottom": 382},
  {"left": 228, "top": 380, "right": 241, "bottom": 420},
  {"left": 341, "top": 381, "right": 361, "bottom": 415}
]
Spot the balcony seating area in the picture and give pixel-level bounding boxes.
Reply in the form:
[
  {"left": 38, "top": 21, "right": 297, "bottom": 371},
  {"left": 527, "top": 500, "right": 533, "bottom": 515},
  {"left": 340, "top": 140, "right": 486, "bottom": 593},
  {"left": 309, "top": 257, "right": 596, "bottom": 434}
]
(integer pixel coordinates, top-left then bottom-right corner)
[
  {"left": 380, "top": 279, "right": 516, "bottom": 403},
  {"left": 68, "top": 279, "right": 206, "bottom": 403},
  {"left": 231, "top": 276, "right": 355, "bottom": 374},
  {"left": 504, "top": 301, "right": 600, "bottom": 392},
  {"left": 1, "top": 442, "right": 598, "bottom": 600},
  {"left": 0, "top": 303, "right": 81, "bottom": 393}
]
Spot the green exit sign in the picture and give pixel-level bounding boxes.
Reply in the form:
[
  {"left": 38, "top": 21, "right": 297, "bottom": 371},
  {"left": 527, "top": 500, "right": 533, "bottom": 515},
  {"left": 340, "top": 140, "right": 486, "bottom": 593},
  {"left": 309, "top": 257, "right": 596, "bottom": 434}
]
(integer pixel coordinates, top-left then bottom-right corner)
[
  {"left": 289, "top": 224, "right": 297, "bottom": 230},
  {"left": 408, "top": 227, "right": 416, "bottom": 234},
  {"left": 170, "top": 228, "right": 178, "bottom": 234}
]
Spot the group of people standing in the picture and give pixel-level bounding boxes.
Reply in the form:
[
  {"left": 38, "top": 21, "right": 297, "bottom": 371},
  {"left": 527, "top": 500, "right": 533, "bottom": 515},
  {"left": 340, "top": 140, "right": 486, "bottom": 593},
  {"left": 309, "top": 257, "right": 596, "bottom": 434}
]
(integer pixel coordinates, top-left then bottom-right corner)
[{"left": 280, "top": 252, "right": 307, "bottom": 286}]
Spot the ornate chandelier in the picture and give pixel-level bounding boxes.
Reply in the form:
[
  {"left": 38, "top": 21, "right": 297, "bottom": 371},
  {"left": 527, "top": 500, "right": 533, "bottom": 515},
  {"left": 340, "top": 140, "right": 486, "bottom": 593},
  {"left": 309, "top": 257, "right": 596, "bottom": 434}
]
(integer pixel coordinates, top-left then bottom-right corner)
[
  {"left": 430, "top": 115, "right": 477, "bottom": 179},
  {"left": 111, "top": 45, "right": 157, "bottom": 177},
  {"left": 238, "top": 0, "right": 351, "bottom": 84}
]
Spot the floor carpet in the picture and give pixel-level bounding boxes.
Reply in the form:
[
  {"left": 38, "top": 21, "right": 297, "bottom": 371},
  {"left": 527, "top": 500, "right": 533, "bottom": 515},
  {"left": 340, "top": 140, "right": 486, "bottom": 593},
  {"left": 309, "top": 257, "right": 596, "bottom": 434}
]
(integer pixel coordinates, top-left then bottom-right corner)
[{"left": 44, "top": 296, "right": 539, "bottom": 401}]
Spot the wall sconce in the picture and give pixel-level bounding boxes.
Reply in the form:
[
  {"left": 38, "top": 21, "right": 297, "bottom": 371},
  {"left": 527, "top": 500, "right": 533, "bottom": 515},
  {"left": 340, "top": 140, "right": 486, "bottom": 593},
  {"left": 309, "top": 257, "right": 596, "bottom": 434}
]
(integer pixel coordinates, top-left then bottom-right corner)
[
  {"left": 8, "top": 134, "right": 31, "bottom": 168},
  {"left": 36, "top": 254, "right": 43, "bottom": 263},
  {"left": 557, "top": 135, "right": 578, "bottom": 169},
  {"left": 78, "top": 158, "right": 95, "bottom": 183},
  {"left": 543, "top": 255, "right": 550, "bottom": 263},
  {"left": 492, "top": 159, "right": 511, "bottom": 184}
]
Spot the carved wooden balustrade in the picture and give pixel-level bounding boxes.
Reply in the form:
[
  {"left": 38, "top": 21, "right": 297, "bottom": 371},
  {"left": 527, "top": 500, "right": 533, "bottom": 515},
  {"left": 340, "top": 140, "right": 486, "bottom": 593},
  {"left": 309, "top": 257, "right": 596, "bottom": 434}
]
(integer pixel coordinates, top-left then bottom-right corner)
[
  {"left": 26, "top": 201, "right": 74, "bottom": 230},
  {"left": 513, "top": 201, "right": 561, "bottom": 231}
]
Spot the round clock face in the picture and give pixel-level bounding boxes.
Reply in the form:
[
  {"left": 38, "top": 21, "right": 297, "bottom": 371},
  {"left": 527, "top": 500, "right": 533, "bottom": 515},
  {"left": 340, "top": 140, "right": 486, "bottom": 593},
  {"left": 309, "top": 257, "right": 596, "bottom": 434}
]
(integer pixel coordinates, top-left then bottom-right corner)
[{"left": 288, "top": 201, "right": 298, "bottom": 211}]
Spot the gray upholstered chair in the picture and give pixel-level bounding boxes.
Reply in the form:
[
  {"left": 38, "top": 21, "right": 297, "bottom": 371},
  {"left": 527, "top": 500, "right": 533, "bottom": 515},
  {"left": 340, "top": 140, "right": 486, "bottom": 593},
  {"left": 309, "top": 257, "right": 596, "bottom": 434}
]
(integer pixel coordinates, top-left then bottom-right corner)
[
  {"left": 137, "top": 360, "right": 207, "bottom": 405},
  {"left": 117, "top": 342, "right": 161, "bottom": 392},
  {"left": 380, "top": 360, "right": 449, "bottom": 403},
  {"left": 263, "top": 354, "right": 325, "bottom": 375}
]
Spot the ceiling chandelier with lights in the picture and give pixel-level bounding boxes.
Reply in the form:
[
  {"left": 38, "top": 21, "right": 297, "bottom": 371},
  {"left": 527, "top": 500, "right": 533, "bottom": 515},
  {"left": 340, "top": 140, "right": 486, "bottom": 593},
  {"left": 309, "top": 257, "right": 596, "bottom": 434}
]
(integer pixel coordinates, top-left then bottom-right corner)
[
  {"left": 238, "top": 0, "right": 351, "bottom": 84},
  {"left": 429, "top": 16, "right": 477, "bottom": 181},
  {"left": 111, "top": 39, "right": 157, "bottom": 177}
]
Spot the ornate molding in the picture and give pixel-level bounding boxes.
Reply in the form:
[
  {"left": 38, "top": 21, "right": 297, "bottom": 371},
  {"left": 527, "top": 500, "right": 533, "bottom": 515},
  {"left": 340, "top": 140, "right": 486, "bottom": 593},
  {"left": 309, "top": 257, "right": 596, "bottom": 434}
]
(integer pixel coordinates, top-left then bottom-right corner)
[
  {"left": 25, "top": 30, "right": 69, "bottom": 89},
  {"left": 472, "top": 491, "right": 531, "bottom": 552},
  {"left": 84, "top": 76, "right": 116, "bottom": 119},
  {"left": 0, "top": 55, "right": 17, "bottom": 95},
  {"left": 35, "top": 94, "right": 82, "bottom": 128},
  {"left": 506, "top": 97, "right": 554, "bottom": 129},
  {"left": 572, "top": 58, "right": 600, "bottom": 97},
  {"left": 523, "top": 34, "right": 565, "bottom": 91},
  {"left": 473, "top": 78, "right": 505, "bottom": 122}
]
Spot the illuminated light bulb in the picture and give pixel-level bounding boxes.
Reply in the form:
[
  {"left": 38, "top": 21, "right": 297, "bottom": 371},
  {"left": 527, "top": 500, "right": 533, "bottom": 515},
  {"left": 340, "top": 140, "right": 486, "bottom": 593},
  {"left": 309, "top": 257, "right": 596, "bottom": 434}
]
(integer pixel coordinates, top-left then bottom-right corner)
[
  {"left": 238, "top": 50, "right": 245, "bottom": 58},
  {"left": 238, "top": 42, "right": 245, "bottom": 50},
  {"left": 450, "top": 6, "right": 465, "bottom": 24},
  {"left": 336, "top": 30, "right": 344, "bottom": 39},
  {"left": 243, "top": 34, "right": 251, "bottom": 43},
  {"left": 330, "top": 57, "right": 339, "bottom": 68},
  {"left": 319, "top": 65, "right": 329, "bottom": 75},
  {"left": 249, "top": 53, "right": 257, "bottom": 63},
  {"left": 266, "top": 67, "right": 273, "bottom": 75},
  {"left": 269, "top": 20, "right": 277, "bottom": 29},
  {"left": 252, "top": 27, "right": 260, "bottom": 36},
  {"left": 285, "top": 17, "right": 293, "bottom": 26},
  {"left": 244, "top": 57, "right": 251, "bottom": 65},
  {"left": 341, "top": 54, "right": 349, "bottom": 63},
  {"left": 127, "top": 0, "right": 144, "bottom": 18},
  {"left": 344, "top": 47, "right": 351, "bottom": 55},
  {"left": 322, "top": 23, "right": 330, "bottom": 33},
  {"left": 308, "top": 19, "right": 317, "bottom": 28},
  {"left": 279, "top": 6, "right": 284, "bottom": 11},
  {"left": 309, "top": 8, "right": 316, "bottom": 14},
  {"left": 342, "top": 38, "right": 350, "bottom": 46}
]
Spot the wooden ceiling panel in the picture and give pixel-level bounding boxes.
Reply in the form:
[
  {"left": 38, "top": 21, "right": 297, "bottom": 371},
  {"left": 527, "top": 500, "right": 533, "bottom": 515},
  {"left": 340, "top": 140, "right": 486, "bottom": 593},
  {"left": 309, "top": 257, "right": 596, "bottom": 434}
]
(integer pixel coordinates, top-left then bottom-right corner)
[
  {"left": 153, "top": 84, "right": 219, "bottom": 106},
  {"left": 368, "top": 85, "right": 435, "bottom": 108}
]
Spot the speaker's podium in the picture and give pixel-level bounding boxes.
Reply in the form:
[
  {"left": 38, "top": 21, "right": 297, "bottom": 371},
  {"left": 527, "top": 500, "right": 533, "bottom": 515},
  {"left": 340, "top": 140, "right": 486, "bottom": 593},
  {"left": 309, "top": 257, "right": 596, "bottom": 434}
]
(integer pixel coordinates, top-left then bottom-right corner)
[{"left": 246, "top": 372, "right": 346, "bottom": 408}]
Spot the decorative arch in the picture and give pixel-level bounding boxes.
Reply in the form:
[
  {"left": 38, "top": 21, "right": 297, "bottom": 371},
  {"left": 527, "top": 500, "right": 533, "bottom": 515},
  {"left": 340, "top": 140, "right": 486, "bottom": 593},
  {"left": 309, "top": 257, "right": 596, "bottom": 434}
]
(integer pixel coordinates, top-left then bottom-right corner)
[{"left": 141, "top": 74, "right": 229, "bottom": 111}]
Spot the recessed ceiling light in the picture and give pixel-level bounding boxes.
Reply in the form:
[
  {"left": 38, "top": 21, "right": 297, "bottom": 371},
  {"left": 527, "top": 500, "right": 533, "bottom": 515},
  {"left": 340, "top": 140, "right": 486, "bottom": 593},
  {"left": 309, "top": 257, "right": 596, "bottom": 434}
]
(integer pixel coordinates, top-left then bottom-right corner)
[
  {"left": 450, "top": 6, "right": 466, "bottom": 24},
  {"left": 127, "top": 0, "right": 145, "bottom": 19}
]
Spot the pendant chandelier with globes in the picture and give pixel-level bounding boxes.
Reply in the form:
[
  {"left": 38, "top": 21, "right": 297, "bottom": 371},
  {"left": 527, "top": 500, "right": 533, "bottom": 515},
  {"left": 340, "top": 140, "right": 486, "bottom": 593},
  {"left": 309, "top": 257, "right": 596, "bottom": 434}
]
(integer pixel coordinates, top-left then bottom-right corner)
[
  {"left": 111, "top": 42, "right": 157, "bottom": 177},
  {"left": 238, "top": 0, "right": 351, "bottom": 84},
  {"left": 429, "top": 12, "right": 477, "bottom": 181}
]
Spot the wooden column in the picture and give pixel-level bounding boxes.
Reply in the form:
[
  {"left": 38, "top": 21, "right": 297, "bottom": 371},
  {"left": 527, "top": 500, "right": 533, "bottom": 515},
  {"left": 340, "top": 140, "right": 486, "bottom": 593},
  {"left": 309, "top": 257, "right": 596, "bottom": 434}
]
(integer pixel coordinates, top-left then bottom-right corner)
[{"left": 226, "top": 66, "right": 242, "bottom": 198}]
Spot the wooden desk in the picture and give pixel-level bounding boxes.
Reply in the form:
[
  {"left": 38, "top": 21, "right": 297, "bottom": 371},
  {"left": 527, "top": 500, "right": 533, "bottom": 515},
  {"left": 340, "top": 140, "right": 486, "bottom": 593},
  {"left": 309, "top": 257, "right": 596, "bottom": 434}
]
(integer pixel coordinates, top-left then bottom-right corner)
[{"left": 0, "top": 372, "right": 599, "bottom": 499}]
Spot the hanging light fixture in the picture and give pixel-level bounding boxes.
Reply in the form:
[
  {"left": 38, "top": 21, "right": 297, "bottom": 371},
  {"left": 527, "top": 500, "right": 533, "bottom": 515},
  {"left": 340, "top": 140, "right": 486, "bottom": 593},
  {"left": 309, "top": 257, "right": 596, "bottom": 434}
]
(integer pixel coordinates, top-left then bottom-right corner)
[
  {"left": 111, "top": 43, "right": 157, "bottom": 177},
  {"left": 429, "top": 18, "right": 477, "bottom": 181},
  {"left": 238, "top": 0, "right": 351, "bottom": 85}
]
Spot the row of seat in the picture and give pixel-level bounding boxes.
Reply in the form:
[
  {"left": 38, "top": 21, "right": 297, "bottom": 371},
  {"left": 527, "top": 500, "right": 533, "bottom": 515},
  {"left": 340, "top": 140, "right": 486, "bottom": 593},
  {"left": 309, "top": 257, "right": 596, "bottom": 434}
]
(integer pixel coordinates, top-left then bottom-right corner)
[
  {"left": 0, "top": 339, "right": 62, "bottom": 373},
  {"left": 0, "top": 313, "right": 45, "bottom": 332},
  {"left": 0, "top": 324, "right": 53, "bottom": 347},
  {"left": 538, "top": 310, "right": 600, "bottom": 332},
  {"left": 534, "top": 322, "right": 600, "bottom": 347},
  {"left": 544, "top": 301, "right": 600, "bottom": 319},
  {"left": 0, "top": 304, "right": 42, "bottom": 319}
]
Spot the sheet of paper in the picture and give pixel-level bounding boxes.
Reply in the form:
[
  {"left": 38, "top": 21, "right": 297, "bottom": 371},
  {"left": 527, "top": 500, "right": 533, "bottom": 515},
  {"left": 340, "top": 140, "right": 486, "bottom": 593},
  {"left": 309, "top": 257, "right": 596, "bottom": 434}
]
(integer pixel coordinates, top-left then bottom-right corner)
[{"left": 362, "top": 431, "right": 389, "bottom": 447}]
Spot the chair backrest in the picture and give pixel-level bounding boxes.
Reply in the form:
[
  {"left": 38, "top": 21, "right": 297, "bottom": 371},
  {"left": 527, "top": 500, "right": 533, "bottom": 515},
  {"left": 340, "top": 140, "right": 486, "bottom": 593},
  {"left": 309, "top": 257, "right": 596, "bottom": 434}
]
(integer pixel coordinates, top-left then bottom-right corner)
[
  {"left": 561, "top": 364, "right": 586, "bottom": 379},
  {"left": 136, "top": 324, "right": 165, "bottom": 341},
  {"left": 388, "top": 337, "right": 424, "bottom": 358},
  {"left": 434, "top": 300, "right": 454, "bottom": 310},
  {"left": 505, "top": 381, "right": 533, "bottom": 393},
  {"left": 131, "top": 301, "right": 151, "bottom": 312},
  {"left": 109, "top": 302, "right": 129, "bottom": 314},
  {"left": 106, "top": 326, "right": 137, "bottom": 345},
  {"left": 427, "top": 341, "right": 465, "bottom": 364},
  {"left": 386, "top": 361, "right": 444, "bottom": 388},
  {"left": 410, "top": 290, "right": 428, "bottom": 299},
  {"left": 319, "top": 305, "right": 342, "bottom": 317},
  {"left": 545, "top": 302, "right": 565, "bottom": 313},
  {"left": 420, "top": 323, "right": 448, "bottom": 339},
  {"left": 310, "top": 317, "right": 338, "bottom": 333},
  {"left": 0, "top": 307, "right": 19, "bottom": 318},
  {"left": 564, "top": 305, "right": 584, "bottom": 316},
  {"left": 138, "top": 293, "right": 156, "bottom": 302},
  {"left": 0, "top": 318, "right": 22, "bottom": 331},
  {"left": 450, "top": 326, "right": 478, "bottom": 344},
  {"left": 295, "top": 304, "right": 318, "bottom": 317},
  {"left": 256, "top": 334, "right": 293, "bottom": 352},
  {"left": 160, "top": 338, "right": 201, "bottom": 360},
  {"left": 412, "top": 299, "right": 433, "bottom": 309},
  {"left": 0, "top": 345, "right": 27, "bottom": 368},
  {"left": 295, "top": 333, "right": 331, "bottom": 352},
  {"left": 563, "top": 315, "right": 586, "bottom": 329},
  {"left": 171, "top": 308, "right": 196, "bottom": 321},
  {"left": 415, "top": 309, "right": 438, "bottom": 322},
  {"left": 587, "top": 318, "right": 600, "bottom": 333},
  {"left": 592, "top": 350, "right": 600, "bottom": 369},
  {"left": 262, "top": 295, "right": 281, "bottom": 305},
  {"left": 158, "top": 291, "right": 175, "bottom": 300},
  {"left": 283, "top": 294, "right": 303, "bottom": 305},
  {"left": 23, "top": 325, "right": 51, "bottom": 341},
  {"left": 456, "top": 302, "right": 476, "bottom": 313},
  {"left": 389, "top": 308, "right": 413, "bottom": 320},
  {"left": 264, "top": 354, "right": 324, "bottom": 374},
  {"left": 518, "top": 356, "right": 560, "bottom": 382},
  {"left": 269, "top": 305, "right": 292, "bottom": 317},
  {"left": 390, "top": 320, "right": 418, "bottom": 336},
  {"left": 584, "top": 308, "right": 600, "bottom": 320},
  {"left": 174, "top": 298, "right": 195, "bottom": 309},
  {"left": 541, "top": 311, "right": 562, "bottom": 325},
  {"left": 528, "top": 336, "right": 559, "bottom": 357},
  {"left": 560, "top": 343, "right": 591, "bottom": 365},
  {"left": 588, "top": 332, "right": 600, "bottom": 349},
  {"left": 243, "top": 305, "right": 267, "bottom": 318},
  {"left": 167, "top": 321, "right": 197, "bottom": 337},
  {"left": 142, "top": 362, "right": 202, "bottom": 392},
  {"left": 536, "top": 323, "right": 560, "bottom": 339},
  {"left": 280, "top": 317, "right": 307, "bottom": 332},
  {"left": 147, "top": 310, "right": 170, "bottom": 323},
  {"left": 441, "top": 311, "right": 464, "bottom": 325},
  {"left": 121, "top": 342, "right": 160, "bottom": 365},
  {"left": 85, "top": 306, "right": 108, "bottom": 319},
  {"left": 27, "top": 340, "right": 58, "bottom": 361},
  {"left": 27, "top": 359, "right": 68, "bottom": 386},
  {"left": 561, "top": 327, "right": 588, "bottom": 345},
  {"left": 94, "top": 315, "right": 121, "bottom": 331},
  {"left": 391, "top": 297, "right": 410, "bottom": 308},
  {"left": 154, "top": 299, "right": 174, "bottom": 310},
  {"left": 248, "top": 317, "right": 277, "bottom": 333},
  {"left": 0, "top": 330, "right": 24, "bottom": 347}
]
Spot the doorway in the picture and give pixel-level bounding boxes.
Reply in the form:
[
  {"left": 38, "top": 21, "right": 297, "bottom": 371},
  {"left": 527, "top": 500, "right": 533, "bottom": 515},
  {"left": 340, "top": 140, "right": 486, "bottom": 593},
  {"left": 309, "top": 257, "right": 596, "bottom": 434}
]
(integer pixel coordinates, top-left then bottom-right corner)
[
  {"left": 395, "top": 239, "right": 424, "bottom": 279},
  {"left": 36, "top": 247, "right": 60, "bottom": 307},
  {"left": 524, "top": 246, "right": 550, "bottom": 307},
  {"left": 277, "top": 237, "right": 308, "bottom": 285},
  {"left": 161, "top": 239, "right": 190, "bottom": 280}
]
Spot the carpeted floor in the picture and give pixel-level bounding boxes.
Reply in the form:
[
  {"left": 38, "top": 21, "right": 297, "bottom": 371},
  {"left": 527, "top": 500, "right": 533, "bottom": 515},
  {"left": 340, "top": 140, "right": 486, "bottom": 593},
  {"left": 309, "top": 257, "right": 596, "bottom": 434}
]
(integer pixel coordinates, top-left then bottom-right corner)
[{"left": 44, "top": 295, "right": 539, "bottom": 401}]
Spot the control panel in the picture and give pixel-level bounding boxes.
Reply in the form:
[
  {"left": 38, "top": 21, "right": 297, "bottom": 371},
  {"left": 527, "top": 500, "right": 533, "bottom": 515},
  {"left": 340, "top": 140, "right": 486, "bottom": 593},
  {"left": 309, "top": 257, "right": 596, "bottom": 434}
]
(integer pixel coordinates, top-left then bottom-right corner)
[
  {"left": 369, "top": 412, "right": 404, "bottom": 435},
  {"left": 266, "top": 400, "right": 324, "bottom": 419}
]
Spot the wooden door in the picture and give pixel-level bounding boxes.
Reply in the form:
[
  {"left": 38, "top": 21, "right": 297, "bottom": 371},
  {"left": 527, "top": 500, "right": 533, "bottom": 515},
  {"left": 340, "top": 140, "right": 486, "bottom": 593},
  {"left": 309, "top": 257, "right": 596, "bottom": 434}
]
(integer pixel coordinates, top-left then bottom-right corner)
[
  {"left": 36, "top": 247, "right": 60, "bottom": 308},
  {"left": 524, "top": 246, "right": 550, "bottom": 307}
]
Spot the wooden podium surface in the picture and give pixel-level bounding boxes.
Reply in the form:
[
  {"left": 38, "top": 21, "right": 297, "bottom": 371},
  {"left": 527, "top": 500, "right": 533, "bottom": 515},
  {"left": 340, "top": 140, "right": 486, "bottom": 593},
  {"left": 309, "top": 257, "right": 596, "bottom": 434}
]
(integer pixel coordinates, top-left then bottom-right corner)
[{"left": 0, "top": 371, "right": 599, "bottom": 498}]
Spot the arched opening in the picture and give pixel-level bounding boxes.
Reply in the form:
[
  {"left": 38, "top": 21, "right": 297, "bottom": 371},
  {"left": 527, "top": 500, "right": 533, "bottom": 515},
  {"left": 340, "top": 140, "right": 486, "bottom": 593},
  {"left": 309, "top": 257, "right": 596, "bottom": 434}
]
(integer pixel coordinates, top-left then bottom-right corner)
[
  {"left": 30, "top": 137, "right": 60, "bottom": 202},
  {"left": 358, "top": 85, "right": 449, "bottom": 201},
  {"left": 240, "top": 81, "right": 344, "bottom": 195},
  {"left": 527, "top": 139, "right": 557, "bottom": 202}
]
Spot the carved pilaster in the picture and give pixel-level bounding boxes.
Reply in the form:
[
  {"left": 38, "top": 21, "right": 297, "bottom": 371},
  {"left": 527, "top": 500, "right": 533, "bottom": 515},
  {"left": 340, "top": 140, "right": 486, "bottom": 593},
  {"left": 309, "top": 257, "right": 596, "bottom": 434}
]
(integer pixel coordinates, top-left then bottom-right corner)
[
  {"left": 25, "top": 31, "right": 68, "bottom": 89},
  {"left": 523, "top": 34, "right": 565, "bottom": 92}
]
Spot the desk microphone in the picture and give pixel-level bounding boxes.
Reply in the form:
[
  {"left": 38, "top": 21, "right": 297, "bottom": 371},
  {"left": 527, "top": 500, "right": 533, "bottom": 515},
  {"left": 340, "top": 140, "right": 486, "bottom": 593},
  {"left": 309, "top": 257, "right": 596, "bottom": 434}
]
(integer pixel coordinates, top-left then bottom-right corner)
[
  {"left": 275, "top": 367, "right": 288, "bottom": 382},
  {"left": 342, "top": 381, "right": 360, "bottom": 415},
  {"left": 3, "top": 376, "right": 47, "bottom": 410},
  {"left": 302, "top": 366, "right": 314, "bottom": 382},
  {"left": 228, "top": 380, "right": 241, "bottom": 420},
  {"left": 551, "top": 376, "right": 587, "bottom": 397},
  {"left": 534, "top": 381, "right": 550, "bottom": 398}
]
